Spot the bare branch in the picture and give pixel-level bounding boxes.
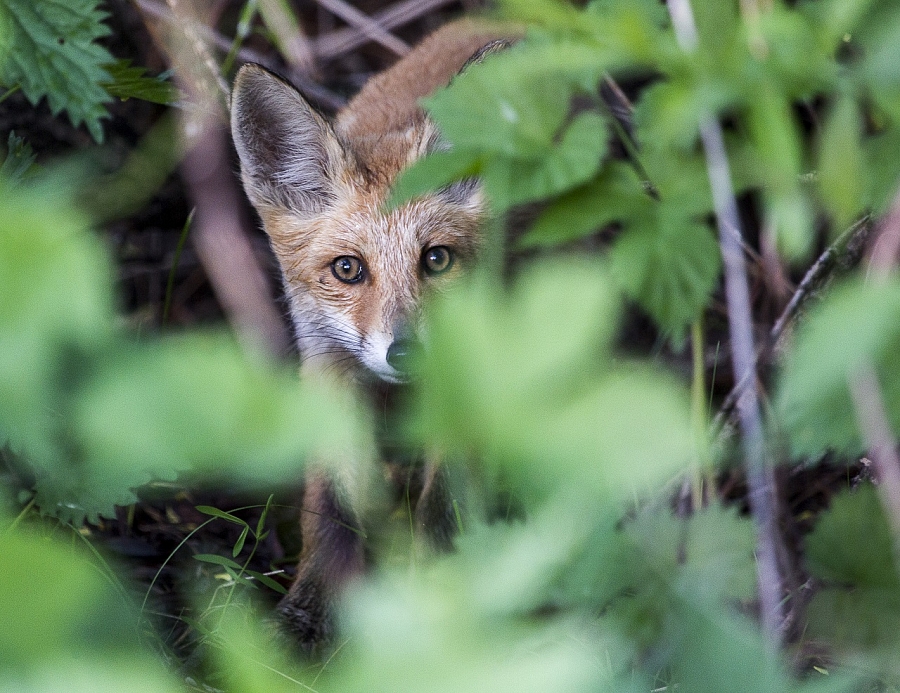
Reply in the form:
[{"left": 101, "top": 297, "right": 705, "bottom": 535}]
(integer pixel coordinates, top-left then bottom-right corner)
[
  {"left": 312, "top": 0, "right": 410, "bottom": 57},
  {"left": 668, "top": 0, "right": 784, "bottom": 649},
  {"left": 313, "top": 0, "right": 459, "bottom": 60}
]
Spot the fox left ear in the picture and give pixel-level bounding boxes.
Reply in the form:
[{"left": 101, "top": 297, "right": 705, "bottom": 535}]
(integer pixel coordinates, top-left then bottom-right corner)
[{"left": 231, "top": 64, "right": 348, "bottom": 216}]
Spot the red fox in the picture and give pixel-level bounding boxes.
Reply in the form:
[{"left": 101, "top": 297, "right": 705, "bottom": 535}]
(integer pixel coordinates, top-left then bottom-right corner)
[{"left": 230, "top": 20, "right": 515, "bottom": 648}]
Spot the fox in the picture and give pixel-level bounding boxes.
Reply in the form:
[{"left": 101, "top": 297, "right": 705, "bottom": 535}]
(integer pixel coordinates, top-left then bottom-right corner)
[{"left": 230, "top": 20, "right": 516, "bottom": 649}]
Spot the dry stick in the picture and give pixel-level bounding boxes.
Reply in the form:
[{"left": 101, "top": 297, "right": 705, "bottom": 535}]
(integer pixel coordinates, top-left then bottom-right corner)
[
  {"left": 312, "top": 0, "right": 411, "bottom": 57},
  {"left": 312, "top": 0, "right": 458, "bottom": 60},
  {"left": 138, "top": 0, "right": 292, "bottom": 357},
  {"left": 713, "top": 216, "right": 873, "bottom": 431},
  {"left": 667, "top": 0, "right": 784, "bottom": 648},
  {"left": 132, "top": 0, "right": 345, "bottom": 110},
  {"left": 848, "top": 366, "right": 900, "bottom": 541}
]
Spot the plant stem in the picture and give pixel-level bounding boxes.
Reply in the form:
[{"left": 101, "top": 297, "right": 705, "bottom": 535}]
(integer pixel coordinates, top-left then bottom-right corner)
[
  {"left": 162, "top": 207, "right": 194, "bottom": 325},
  {"left": 690, "top": 318, "right": 706, "bottom": 510},
  {"left": 0, "top": 85, "right": 21, "bottom": 105},
  {"left": 668, "top": 0, "right": 784, "bottom": 649}
]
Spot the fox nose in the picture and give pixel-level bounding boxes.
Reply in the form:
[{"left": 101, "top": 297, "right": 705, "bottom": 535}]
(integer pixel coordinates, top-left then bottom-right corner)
[{"left": 386, "top": 337, "right": 420, "bottom": 375}]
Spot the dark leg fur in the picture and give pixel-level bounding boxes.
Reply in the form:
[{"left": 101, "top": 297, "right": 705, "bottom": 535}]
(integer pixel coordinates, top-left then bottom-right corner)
[{"left": 277, "top": 473, "right": 365, "bottom": 651}]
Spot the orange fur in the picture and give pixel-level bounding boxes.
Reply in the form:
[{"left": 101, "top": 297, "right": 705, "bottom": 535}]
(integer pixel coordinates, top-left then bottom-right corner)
[{"left": 231, "top": 20, "right": 516, "bottom": 650}]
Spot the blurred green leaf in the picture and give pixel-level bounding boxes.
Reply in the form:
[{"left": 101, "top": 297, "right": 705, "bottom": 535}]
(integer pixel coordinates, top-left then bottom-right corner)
[
  {"left": 412, "top": 261, "right": 694, "bottom": 502},
  {"left": 805, "top": 486, "right": 900, "bottom": 654},
  {"left": 0, "top": 0, "right": 114, "bottom": 142},
  {"left": 777, "top": 277, "right": 900, "bottom": 456},
  {"left": 68, "top": 334, "right": 369, "bottom": 520},
  {"left": 818, "top": 95, "right": 866, "bottom": 231},
  {"left": 389, "top": 149, "right": 481, "bottom": 210},
  {"left": 0, "top": 180, "right": 113, "bottom": 470}
]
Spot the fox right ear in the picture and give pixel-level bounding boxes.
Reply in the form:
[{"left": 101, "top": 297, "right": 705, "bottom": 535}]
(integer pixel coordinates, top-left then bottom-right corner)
[{"left": 231, "top": 64, "right": 345, "bottom": 215}]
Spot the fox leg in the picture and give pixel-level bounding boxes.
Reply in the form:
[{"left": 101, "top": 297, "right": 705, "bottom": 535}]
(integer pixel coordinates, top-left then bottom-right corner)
[
  {"left": 277, "top": 472, "right": 365, "bottom": 650},
  {"left": 414, "top": 460, "right": 460, "bottom": 552}
]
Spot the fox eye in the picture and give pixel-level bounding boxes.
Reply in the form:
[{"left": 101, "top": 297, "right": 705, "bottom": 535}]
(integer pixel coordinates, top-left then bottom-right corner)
[
  {"left": 422, "top": 246, "right": 454, "bottom": 276},
  {"left": 331, "top": 256, "right": 364, "bottom": 283}
]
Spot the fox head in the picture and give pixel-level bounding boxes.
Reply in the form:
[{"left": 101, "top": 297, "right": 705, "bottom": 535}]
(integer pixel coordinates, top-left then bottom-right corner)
[{"left": 230, "top": 60, "right": 487, "bottom": 384}]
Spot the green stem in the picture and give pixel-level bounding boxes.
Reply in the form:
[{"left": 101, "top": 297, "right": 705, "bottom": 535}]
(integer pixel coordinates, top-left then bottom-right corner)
[
  {"left": 0, "top": 85, "right": 21, "bottom": 105},
  {"left": 162, "top": 208, "right": 194, "bottom": 325}
]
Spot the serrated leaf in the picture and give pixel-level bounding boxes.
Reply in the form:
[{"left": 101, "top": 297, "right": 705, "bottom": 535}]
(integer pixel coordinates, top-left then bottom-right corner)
[
  {"left": 610, "top": 209, "right": 721, "bottom": 336},
  {"left": 0, "top": 131, "right": 36, "bottom": 185},
  {"left": 412, "top": 261, "right": 694, "bottom": 503},
  {"left": 804, "top": 485, "right": 900, "bottom": 653},
  {"left": 777, "top": 278, "right": 900, "bottom": 456},
  {"left": 100, "top": 59, "right": 179, "bottom": 105},
  {"left": 519, "top": 161, "right": 645, "bottom": 248},
  {"left": 388, "top": 149, "right": 481, "bottom": 210},
  {"left": 481, "top": 110, "right": 607, "bottom": 209},
  {"left": 71, "top": 334, "right": 370, "bottom": 521},
  {"left": 0, "top": 0, "right": 114, "bottom": 142}
]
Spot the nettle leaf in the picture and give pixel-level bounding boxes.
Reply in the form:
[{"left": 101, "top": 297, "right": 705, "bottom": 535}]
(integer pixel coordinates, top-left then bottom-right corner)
[
  {"left": 389, "top": 149, "right": 481, "bottom": 210},
  {"left": 70, "top": 334, "right": 369, "bottom": 520},
  {"left": 411, "top": 261, "right": 695, "bottom": 503},
  {"left": 480, "top": 111, "right": 607, "bottom": 210},
  {"left": 0, "top": 131, "right": 37, "bottom": 185},
  {"left": 0, "top": 181, "right": 113, "bottom": 470},
  {"left": 610, "top": 208, "right": 721, "bottom": 336},
  {"left": 777, "top": 277, "right": 900, "bottom": 456},
  {"left": 101, "top": 59, "right": 179, "bottom": 105},
  {"left": 818, "top": 95, "right": 867, "bottom": 231},
  {"left": 805, "top": 485, "right": 900, "bottom": 653},
  {"left": 520, "top": 161, "right": 645, "bottom": 248},
  {"left": 0, "top": 0, "right": 114, "bottom": 142}
]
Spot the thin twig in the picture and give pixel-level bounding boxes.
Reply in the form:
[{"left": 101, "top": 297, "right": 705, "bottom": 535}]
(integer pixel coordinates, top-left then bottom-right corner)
[
  {"left": 668, "top": 0, "right": 784, "bottom": 649},
  {"left": 132, "top": 0, "right": 345, "bottom": 110},
  {"left": 312, "top": 0, "right": 459, "bottom": 60},
  {"left": 713, "top": 216, "right": 872, "bottom": 430},
  {"left": 312, "top": 0, "right": 410, "bottom": 57}
]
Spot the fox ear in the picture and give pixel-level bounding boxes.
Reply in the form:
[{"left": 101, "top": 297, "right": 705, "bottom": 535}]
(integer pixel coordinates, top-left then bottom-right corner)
[{"left": 231, "top": 64, "right": 346, "bottom": 215}]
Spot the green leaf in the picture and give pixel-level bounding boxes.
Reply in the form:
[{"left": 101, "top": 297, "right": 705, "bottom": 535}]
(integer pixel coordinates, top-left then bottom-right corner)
[
  {"left": 0, "top": 0, "right": 114, "bottom": 142},
  {"left": 233, "top": 525, "right": 250, "bottom": 558},
  {"left": 805, "top": 486, "right": 900, "bottom": 653},
  {"left": 818, "top": 95, "right": 866, "bottom": 231},
  {"left": 244, "top": 569, "right": 288, "bottom": 595},
  {"left": 610, "top": 209, "right": 721, "bottom": 336},
  {"left": 193, "top": 553, "right": 244, "bottom": 571},
  {"left": 100, "top": 59, "right": 179, "bottom": 105},
  {"left": 388, "top": 149, "right": 481, "bottom": 210},
  {"left": 70, "top": 334, "right": 370, "bottom": 520},
  {"left": 411, "top": 261, "right": 694, "bottom": 503},
  {"left": 0, "top": 131, "right": 36, "bottom": 185},
  {"left": 196, "top": 505, "right": 248, "bottom": 526},
  {"left": 777, "top": 277, "right": 900, "bottom": 456},
  {"left": 519, "top": 161, "right": 645, "bottom": 248},
  {"left": 0, "top": 181, "right": 113, "bottom": 481},
  {"left": 480, "top": 111, "right": 608, "bottom": 209}
]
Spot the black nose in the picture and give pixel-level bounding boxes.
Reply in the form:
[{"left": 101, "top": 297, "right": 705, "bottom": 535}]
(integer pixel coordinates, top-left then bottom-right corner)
[{"left": 386, "top": 337, "right": 419, "bottom": 375}]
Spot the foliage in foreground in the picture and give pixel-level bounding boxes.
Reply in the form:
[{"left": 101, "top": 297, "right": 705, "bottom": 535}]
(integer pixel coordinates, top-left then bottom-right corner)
[{"left": 4, "top": 0, "right": 900, "bottom": 692}]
